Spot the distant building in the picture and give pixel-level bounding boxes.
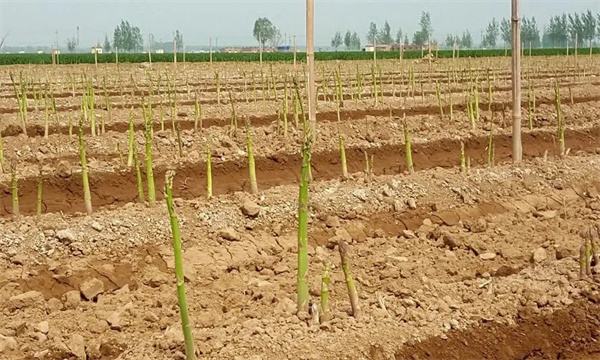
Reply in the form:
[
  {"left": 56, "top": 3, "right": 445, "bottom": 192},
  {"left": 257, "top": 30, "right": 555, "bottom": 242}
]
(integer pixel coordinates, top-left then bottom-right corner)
[
  {"left": 364, "top": 44, "right": 438, "bottom": 52},
  {"left": 221, "top": 46, "right": 276, "bottom": 53},
  {"left": 155, "top": 49, "right": 164, "bottom": 54},
  {"left": 364, "top": 44, "right": 392, "bottom": 52},
  {"left": 91, "top": 46, "right": 103, "bottom": 54}
]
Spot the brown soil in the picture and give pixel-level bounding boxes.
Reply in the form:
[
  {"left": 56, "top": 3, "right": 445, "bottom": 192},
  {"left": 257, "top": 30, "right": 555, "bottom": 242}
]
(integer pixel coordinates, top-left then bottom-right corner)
[
  {"left": 2, "top": 57, "right": 600, "bottom": 360},
  {"left": 396, "top": 294, "right": 600, "bottom": 360},
  {"left": 1, "top": 125, "right": 598, "bottom": 217}
]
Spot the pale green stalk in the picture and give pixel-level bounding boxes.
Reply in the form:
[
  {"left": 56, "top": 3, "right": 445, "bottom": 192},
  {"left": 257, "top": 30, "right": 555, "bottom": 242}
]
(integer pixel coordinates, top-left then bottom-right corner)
[
  {"left": 145, "top": 101, "right": 156, "bottom": 206},
  {"left": 164, "top": 171, "right": 196, "bottom": 360},
  {"left": 78, "top": 115, "right": 93, "bottom": 216}
]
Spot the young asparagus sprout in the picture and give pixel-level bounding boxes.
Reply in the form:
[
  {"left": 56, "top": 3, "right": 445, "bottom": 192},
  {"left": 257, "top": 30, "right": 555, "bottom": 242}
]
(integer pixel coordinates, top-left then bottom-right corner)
[
  {"left": 164, "top": 171, "right": 196, "bottom": 360},
  {"left": 339, "top": 131, "right": 348, "bottom": 179},
  {"left": 473, "top": 77, "right": 480, "bottom": 123},
  {"left": 206, "top": 140, "right": 213, "bottom": 200},
  {"left": 11, "top": 163, "right": 19, "bottom": 220},
  {"left": 229, "top": 90, "right": 238, "bottom": 136},
  {"left": 127, "top": 109, "right": 135, "bottom": 167},
  {"left": 319, "top": 261, "right": 332, "bottom": 323},
  {"left": 194, "top": 93, "right": 202, "bottom": 132},
  {"left": 295, "top": 77, "right": 312, "bottom": 315},
  {"left": 403, "top": 116, "right": 414, "bottom": 174},
  {"left": 283, "top": 79, "right": 289, "bottom": 138},
  {"left": 145, "top": 101, "right": 156, "bottom": 207},
  {"left": 246, "top": 118, "right": 258, "bottom": 194},
  {"left": 487, "top": 118, "right": 495, "bottom": 168},
  {"left": 133, "top": 141, "right": 144, "bottom": 203},
  {"left": 44, "top": 90, "right": 50, "bottom": 138},
  {"left": 338, "top": 240, "right": 360, "bottom": 317},
  {"left": 78, "top": 115, "right": 93, "bottom": 216},
  {"left": 435, "top": 81, "right": 444, "bottom": 120}
]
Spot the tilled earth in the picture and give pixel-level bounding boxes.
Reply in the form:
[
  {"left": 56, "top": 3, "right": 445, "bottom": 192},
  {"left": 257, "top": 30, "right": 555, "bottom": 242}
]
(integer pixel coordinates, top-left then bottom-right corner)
[{"left": 1, "top": 57, "right": 600, "bottom": 360}]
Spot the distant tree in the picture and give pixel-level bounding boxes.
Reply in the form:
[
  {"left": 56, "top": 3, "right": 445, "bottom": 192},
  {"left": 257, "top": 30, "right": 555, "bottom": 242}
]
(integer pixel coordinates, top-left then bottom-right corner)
[
  {"left": 546, "top": 14, "right": 569, "bottom": 47},
  {"left": 403, "top": 35, "right": 410, "bottom": 46},
  {"left": 568, "top": 12, "right": 583, "bottom": 46},
  {"left": 598, "top": 13, "right": 600, "bottom": 42},
  {"left": 103, "top": 34, "right": 112, "bottom": 53},
  {"left": 269, "top": 28, "right": 282, "bottom": 48},
  {"left": 500, "top": 18, "right": 511, "bottom": 47},
  {"left": 66, "top": 37, "right": 77, "bottom": 52},
  {"left": 395, "top": 28, "right": 403, "bottom": 44},
  {"left": 350, "top": 31, "right": 361, "bottom": 50},
  {"left": 113, "top": 20, "right": 143, "bottom": 52},
  {"left": 344, "top": 30, "right": 352, "bottom": 50},
  {"left": 521, "top": 17, "right": 541, "bottom": 48},
  {"left": 412, "top": 11, "right": 433, "bottom": 46},
  {"left": 378, "top": 21, "right": 393, "bottom": 45},
  {"left": 444, "top": 34, "right": 457, "bottom": 48},
  {"left": 482, "top": 18, "right": 499, "bottom": 48},
  {"left": 253, "top": 17, "right": 276, "bottom": 48},
  {"left": 174, "top": 30, "right": 184, "bottom": 51},
  {"left": 367, "top": 22, "right": 378, "bottom": 44},
  {"left": 331, "top": 31, "right": 343, "bottom": 49},
  {"left": 460, "top": 31, "right": 473, "bottom": 48},
  {"left": 582, "top": 10, "right": 596, "bottom": 46}
]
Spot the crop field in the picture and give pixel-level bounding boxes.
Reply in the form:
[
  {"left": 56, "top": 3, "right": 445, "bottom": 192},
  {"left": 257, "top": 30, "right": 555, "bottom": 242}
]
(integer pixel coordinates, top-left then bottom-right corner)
[{"left": 1, "top": 54, "right": 600, "bottom": 360}]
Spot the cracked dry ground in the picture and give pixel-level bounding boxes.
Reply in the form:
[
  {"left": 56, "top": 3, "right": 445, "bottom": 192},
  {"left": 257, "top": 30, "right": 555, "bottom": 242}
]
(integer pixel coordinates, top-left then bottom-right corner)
[{"left": 1, "top": 57, "right": 600, "bottom": 360}]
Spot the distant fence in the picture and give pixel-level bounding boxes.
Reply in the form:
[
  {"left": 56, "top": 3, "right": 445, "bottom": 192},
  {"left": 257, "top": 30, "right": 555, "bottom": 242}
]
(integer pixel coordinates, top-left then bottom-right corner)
[{"left": 0, "top": 48, "right": 598, "bottom": 65}]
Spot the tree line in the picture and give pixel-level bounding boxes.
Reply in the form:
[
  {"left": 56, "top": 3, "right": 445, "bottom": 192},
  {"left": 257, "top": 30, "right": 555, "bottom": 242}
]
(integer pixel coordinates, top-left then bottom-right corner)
[
  {"left": 64, "top": 11, "right": 600, "bottom": 53},
  {"left": 331, "top": 10, "right": 600, "bottom": 50}
]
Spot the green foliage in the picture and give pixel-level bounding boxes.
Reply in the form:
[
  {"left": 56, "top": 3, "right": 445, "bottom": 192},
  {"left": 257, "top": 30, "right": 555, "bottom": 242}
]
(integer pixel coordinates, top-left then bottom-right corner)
[
  {"left": 445, "top": 34, "right": 458, "bottom": 49},
  {"left": 395, "top": 27, "right": 403, "bottom": 45},
  {"left": 545, "top": 14, "right": 569, "bottom": 47},
  {"left": 413, "top": 11, "right": 433, "bottom": 46},
  {"left": 522, "top": 17, "right": 541, "bottom": 48},
  {"left": 331, "top": 31, "right": 343, "bottom": 49},
  {"left": 103, "top": 34, "right": 112, "bottom": 53},
  {"left": 350, "top": 32, "right": 361, "bottom": 50},
  {"left": 3, "top": 47, "right": 600, "bottom": 65},
  {"left": 378, "top": 21, "right": 393, "bottom": 45},
  {"left": 174, "top": 30, "right": 184, "bottom": 51},
  {"left": 366, "top": 22, "right": 378, "bottom": 44},
  {"left": 461, "top": 31, "right": 473, "bottom": 48},
  {"left": 66, "top": 37, "right": 77, "bottom": 52},
  {"left": 500, "top": 18, "right": 511, "bottom": 47},
  {"left": 482, "top": 18, "right": 499, "bottom": 48},
  {"left": 344, "top": 31, "right": 352, "bottom": 49},
  {"left": 113, "top": 20, "right": 143, "bottom": 52},
  {"left": 343, "top": 31, "right": 361, "bottom": 50},
  {"left": 253, "top": 17, "right": 276, "bottom": 47}
]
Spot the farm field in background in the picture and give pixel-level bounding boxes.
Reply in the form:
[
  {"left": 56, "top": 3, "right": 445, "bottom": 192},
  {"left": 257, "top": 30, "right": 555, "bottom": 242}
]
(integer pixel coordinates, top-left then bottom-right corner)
[
  {"left": 0, "top": 47, "right": 600, "bottom": 65},
  {"left": 1, "top": 54, "right": 600, "bottom": 359}
]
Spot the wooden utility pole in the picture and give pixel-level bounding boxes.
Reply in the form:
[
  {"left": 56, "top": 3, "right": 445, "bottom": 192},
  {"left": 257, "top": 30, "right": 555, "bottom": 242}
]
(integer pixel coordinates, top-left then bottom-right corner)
[
  {"left": 511, "top": 0, "right": 522, "bottom": 163},
  {"left": 306, "top": 0, "right": 316, "bottom": 136}
]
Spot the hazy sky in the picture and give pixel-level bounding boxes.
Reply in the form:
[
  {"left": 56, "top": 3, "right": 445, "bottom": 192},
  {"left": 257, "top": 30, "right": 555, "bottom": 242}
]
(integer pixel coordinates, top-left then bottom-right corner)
[{"left": 1, "top": 0, "right": 599, "bottom": 48}]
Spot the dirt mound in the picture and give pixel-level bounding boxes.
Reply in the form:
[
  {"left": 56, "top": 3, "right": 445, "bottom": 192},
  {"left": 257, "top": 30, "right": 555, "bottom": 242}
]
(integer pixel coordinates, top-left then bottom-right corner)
[{"left": 395, "top": 294, "right": 600, "bottom": 360}]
